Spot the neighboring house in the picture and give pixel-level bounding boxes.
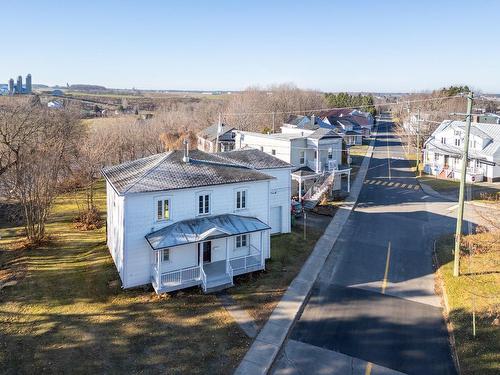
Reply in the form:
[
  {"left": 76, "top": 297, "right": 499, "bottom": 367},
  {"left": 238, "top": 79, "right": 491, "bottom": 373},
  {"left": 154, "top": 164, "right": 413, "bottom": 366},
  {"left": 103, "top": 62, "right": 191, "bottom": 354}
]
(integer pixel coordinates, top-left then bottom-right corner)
[
  {"left": 423, "top": 120, "right": 500, "bottom": 182},
  {"left": 403, "top": 112, "right": 432, "bottom": 136},
  {"left": 320, "top": 109, "right": 374, "bottom": 137},
  {"left": 102, "top": 146, "right": 292, "bottom": 294},
  {"left": 235, "top": 126, "right": 351, "bottom": 207},
  {"left": 236, "top": 126, "right": 343, "bottom": 173},
  {"left": 472, "top": 113, "right": 500, "bottom": 125},
  {"left": 197, "top": 123, "right": 236, "bottom": 152}
]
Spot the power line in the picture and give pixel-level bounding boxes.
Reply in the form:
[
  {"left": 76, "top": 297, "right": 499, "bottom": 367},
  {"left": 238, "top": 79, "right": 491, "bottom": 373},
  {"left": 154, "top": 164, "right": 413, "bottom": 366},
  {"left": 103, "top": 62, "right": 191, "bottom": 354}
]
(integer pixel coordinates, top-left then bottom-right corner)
[{"left": 222, "top": 94, "right": 464, "bottom": 117}]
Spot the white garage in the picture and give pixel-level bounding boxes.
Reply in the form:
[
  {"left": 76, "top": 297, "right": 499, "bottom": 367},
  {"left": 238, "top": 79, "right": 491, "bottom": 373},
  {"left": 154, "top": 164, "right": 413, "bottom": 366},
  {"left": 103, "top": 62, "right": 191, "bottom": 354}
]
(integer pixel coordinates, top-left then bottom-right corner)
[{"left": 270, "top": 206, "right": 282, "bottom": 234}]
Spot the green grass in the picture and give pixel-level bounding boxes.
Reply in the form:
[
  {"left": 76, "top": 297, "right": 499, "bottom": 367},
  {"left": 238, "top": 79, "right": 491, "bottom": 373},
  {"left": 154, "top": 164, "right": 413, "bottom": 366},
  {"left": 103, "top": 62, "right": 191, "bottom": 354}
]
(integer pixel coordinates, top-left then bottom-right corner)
[
  {"left": 229, "top": 225, "right": 324, "bottom": 328},
  {"left": 418, "top": 176, "right": 463, "bottom": 191},
  {"left": 435, "top": 235, "right": 500, "bottom": 375},
  {"left": 0, "top": 181, "right": 249, "bottom": 374}
]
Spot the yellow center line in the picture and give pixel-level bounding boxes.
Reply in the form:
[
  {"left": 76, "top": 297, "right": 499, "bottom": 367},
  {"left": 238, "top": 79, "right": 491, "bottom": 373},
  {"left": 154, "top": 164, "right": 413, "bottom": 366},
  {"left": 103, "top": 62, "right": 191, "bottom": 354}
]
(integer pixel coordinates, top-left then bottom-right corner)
[
  {"left": 381, "top": 241, "right": 391, "bottom": 294},
  {"left": 365, "top": 362, "right": 373, "bottom": 375}
]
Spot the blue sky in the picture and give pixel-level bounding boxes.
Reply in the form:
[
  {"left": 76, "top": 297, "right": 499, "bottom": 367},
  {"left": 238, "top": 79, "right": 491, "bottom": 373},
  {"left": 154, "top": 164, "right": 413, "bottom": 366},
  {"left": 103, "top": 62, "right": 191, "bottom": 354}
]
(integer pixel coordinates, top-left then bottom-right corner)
[{"left": 2, "top": 0, "right": 499, "bottom": 92}]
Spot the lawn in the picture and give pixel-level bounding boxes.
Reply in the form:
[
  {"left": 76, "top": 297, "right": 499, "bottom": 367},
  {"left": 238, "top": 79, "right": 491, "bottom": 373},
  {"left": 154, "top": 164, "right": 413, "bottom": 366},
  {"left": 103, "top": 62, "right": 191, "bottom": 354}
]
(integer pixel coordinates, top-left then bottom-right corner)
[
  {"left": 229, "top": 224, "right": 324, "bottom": 328},
  {"left": 0, "top": 181, "right": 249, "bottom": 374},
  {"left": 435, "top": 235, "right": 500, "bottom": 375},
  {"left": 0, "top": 181, "right": 326, "bottom": 373}
]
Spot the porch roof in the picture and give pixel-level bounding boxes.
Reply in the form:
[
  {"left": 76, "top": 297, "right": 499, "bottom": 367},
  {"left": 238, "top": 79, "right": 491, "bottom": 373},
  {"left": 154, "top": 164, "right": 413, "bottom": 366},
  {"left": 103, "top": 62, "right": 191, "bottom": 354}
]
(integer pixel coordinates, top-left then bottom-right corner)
[{"left": 145, "top": 214, "right": 270, "bottom": 250}]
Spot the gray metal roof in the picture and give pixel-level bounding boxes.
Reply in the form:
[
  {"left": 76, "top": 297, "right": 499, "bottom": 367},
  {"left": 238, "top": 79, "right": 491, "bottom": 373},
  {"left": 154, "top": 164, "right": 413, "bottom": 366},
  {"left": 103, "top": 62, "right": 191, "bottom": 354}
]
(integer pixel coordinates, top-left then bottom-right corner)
[
  {"left": 102, "top": 150, "right": 274, "bottom": 195},
  {"left": 145, "top": 214, "right": 270, "bottom": 250},
  {"left": 216, "top": 149, "right": 292, "bottom": 169},
  {"left": 308, "top": 128, "right": 342, "bottom": 140},
  {"left": 197, "top": 123, "right": 234, "bottom": 141}
]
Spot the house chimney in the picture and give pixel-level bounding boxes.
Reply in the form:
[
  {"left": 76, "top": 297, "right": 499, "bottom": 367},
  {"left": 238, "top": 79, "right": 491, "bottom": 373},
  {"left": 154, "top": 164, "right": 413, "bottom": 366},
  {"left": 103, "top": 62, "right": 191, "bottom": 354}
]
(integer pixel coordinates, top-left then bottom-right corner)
[{"left": 182, "top": 139, "right": 190, "bottom": 163}]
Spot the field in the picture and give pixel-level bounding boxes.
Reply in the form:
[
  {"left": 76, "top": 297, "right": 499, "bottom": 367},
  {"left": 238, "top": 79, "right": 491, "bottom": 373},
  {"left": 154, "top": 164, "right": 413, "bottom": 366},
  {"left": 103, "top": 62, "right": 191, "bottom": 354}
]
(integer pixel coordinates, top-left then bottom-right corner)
[{"left": 0, "top": 181, "right": 323, "bottom": 374}]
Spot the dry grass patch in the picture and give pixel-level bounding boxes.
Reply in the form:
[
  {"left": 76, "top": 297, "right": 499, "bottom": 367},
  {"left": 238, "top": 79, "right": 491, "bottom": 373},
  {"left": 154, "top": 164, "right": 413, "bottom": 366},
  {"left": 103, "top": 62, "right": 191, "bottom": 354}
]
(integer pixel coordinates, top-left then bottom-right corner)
[{"left": 0, "top": 181, "right": 249, "bottom": 374}]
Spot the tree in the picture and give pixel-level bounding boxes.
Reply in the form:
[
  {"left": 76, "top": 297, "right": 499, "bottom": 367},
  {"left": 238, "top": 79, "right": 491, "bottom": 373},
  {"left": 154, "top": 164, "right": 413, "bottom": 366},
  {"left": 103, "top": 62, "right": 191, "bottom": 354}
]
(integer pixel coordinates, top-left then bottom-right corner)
[{"left": 0, "top": 102, "right": 82, "bottom": 243}]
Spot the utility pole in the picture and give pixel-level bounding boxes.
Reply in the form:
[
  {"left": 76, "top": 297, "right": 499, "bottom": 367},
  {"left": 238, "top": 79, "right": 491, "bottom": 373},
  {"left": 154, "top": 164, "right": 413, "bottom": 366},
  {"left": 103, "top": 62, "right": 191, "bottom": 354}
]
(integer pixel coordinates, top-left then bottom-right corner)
[
  {"left": 453, "top": 92, "right": 474, "bottom": 277},
  {"left": 416, "top": 108, "right": 421, "bottom": 177},
  {"left": 272, "top": 112, "right": 275, "bottom": 133},
  {"left": 215, "top": 112, "right": 221, "bottom": 152}
]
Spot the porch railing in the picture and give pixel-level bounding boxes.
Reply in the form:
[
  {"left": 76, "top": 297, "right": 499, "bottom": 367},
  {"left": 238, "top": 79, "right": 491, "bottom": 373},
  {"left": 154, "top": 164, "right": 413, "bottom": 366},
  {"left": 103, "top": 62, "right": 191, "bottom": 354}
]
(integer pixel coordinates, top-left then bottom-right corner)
[
  {"left": 160, "top": 265, "right": 201, "bottom": 288},
  {"left": 226, "top": 260, "right": 234, "bottom": 280},
  {"left": 230, "top": 248, "right": 262, "bottom": 273},
  {"left": 200, "top": 267, "right": 207, "bottom": 292}
]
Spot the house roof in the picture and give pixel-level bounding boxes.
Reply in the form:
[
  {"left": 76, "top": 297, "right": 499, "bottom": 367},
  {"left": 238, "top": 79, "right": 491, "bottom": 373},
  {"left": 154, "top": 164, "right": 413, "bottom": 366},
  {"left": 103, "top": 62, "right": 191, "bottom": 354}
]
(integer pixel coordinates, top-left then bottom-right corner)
[
  {"left": 197, "top": 123, "right": 235, "bottom": 141},
  {"left": 308, "top": 128, "right": 342, "bottom": 140},
  {"left": 285, "top": 115, "right": 308, "bottom": 126},
  {"left": 216, "top": 149, "right": 292, "bottom": 169},
  {"left": 427, "top": 120, "right": 500, "bottom": 158},
  {"left": 102, "top": 149, "right": 274, "bottom": 195},
  {"left": 291, "top": 166, "right": 317, "bottom": 177},
  {"left": 145, "top": 214, "right": 271, "bottom": 250}
]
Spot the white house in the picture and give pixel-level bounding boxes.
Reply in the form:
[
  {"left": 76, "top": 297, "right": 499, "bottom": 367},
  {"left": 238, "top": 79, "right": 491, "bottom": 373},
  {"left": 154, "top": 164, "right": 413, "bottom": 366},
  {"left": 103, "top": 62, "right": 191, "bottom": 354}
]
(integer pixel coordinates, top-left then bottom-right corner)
[
  {"left": 235, "top": 126, "right": 351, "bottom": 207},
  {"left": 423, "top": 120, "right": 500, "bottom": 182},
  {"left": 197, "top": 123, "right": 236, "bottom": 152},
  {"left": 102, "top": 146, "right": 292, "bottom": 294}
]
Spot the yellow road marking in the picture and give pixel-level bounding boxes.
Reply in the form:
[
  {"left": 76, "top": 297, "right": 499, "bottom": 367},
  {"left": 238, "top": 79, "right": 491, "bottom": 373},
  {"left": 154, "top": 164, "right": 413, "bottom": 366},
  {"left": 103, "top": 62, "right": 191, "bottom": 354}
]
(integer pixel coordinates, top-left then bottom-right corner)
[
  {"left": 386, "top": 132, "right": 391, "bottom": 180},
  {"left": 365, "top": 362, "right": 373, "bottom": 375},
  {"left": 382, "top": 242, "right": 391, "bottom": 294}
]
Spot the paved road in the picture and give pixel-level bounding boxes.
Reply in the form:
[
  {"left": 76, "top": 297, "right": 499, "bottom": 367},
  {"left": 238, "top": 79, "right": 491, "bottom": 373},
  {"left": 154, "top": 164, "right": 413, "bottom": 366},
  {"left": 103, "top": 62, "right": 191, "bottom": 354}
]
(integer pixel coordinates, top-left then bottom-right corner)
[{"left": 274, "top": 120, "right": 459, "bottom": 375}]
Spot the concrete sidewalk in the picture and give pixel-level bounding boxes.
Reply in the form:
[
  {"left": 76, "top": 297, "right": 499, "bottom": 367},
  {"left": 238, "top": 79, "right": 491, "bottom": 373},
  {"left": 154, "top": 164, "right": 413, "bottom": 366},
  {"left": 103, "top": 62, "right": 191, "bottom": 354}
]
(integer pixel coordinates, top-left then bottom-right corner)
[{"left": 233, "top": 130, "right": 377, "bottom": 375}]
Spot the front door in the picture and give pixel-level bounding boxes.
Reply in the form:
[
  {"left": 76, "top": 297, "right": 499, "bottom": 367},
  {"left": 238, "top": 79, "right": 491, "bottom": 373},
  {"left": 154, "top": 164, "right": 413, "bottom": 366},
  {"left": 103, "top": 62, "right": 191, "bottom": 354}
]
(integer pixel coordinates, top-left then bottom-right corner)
[{"left": 198, "top": 241, "right": 212, "bottom": 264}]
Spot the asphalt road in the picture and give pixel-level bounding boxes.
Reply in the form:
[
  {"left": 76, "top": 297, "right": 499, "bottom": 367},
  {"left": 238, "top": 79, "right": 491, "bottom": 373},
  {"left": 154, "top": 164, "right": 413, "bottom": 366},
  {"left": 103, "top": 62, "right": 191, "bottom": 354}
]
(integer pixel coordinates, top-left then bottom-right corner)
[{"left": 274, "top": 120, "right": 458, "bottom": 375}]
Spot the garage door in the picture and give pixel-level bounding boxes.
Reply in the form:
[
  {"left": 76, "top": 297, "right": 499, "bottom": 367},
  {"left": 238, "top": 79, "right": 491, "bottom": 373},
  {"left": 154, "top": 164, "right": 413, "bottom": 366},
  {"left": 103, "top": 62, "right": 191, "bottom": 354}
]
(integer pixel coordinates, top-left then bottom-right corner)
[{"left": 270, "top": 206, "right": 282, "bottom": 234}]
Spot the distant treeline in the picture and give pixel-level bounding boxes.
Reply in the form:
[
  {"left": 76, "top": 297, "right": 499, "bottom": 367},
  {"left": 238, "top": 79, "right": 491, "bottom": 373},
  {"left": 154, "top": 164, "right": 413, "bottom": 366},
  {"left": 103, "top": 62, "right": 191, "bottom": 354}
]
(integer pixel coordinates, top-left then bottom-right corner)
[{"left": 324, "top": 92, "right": 376, "bottom": 115}]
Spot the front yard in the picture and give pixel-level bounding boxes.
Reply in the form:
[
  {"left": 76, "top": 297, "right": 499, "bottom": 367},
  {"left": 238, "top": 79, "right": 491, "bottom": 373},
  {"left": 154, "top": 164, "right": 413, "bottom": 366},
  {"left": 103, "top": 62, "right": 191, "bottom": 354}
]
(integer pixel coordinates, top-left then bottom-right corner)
[
  {"left": 0, "top": 181, "right": 325, "bottom": 373},
  {"left": 435, "top": 235, "right": 500, "bottom": 374}
]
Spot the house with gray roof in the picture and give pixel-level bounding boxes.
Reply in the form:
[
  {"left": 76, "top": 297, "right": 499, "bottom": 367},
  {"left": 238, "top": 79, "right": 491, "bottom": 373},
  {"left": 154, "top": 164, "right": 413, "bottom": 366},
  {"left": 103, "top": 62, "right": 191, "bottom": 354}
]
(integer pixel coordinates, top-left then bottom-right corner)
[
  {"left": 197, "top": 123, "right": 236, "bottom": 152},
  {"left": 102, "top": 145, "right": 292, "bottom": 294},
  {"left": 423, "top": 120, "right": 500, "bottom": 182}
]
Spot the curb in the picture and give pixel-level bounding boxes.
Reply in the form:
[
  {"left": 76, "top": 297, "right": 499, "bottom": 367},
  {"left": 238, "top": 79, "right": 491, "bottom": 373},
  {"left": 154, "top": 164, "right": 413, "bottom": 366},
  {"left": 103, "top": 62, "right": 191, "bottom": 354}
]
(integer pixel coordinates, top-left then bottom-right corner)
[
  {"left": 432, "top": 240, "right": 461, "bottom": 375},
  {"left": 233, "top": 126, "right": 378, "bottom": 375}
]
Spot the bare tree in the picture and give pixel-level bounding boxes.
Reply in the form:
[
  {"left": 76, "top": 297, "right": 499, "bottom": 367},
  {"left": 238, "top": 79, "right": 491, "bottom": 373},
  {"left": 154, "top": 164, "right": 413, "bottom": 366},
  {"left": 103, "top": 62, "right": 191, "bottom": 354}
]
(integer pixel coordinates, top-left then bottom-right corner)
[{"left": 1, "top": 104, "right": 82, "bottom": 243}]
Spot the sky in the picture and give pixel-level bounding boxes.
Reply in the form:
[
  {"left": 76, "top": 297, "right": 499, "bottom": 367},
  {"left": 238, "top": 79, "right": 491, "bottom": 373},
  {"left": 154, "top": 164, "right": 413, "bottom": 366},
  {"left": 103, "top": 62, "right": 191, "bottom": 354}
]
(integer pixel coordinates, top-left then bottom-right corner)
[{"left": 2, "top": 0, "right": 500, "bottom": 93}]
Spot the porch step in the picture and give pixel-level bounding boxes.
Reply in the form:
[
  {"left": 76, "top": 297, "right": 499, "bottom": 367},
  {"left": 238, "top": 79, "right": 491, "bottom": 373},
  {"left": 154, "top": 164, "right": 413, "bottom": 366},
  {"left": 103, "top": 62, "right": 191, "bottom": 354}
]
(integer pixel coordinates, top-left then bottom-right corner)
[{"left": 204, "top": 275, "right": 233, "bottom": 293}]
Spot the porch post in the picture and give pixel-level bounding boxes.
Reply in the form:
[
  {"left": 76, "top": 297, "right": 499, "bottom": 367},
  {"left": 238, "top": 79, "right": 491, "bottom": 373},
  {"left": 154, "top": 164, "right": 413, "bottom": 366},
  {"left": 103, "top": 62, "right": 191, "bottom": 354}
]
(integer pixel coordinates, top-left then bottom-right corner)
[
  {"left": 198, "top": 243, "right": 203, "bottom": 270},
  {"left": 260, "top": 230, "right": 264, "bottom": 266},
  {"left": 347, "top": 170, "right": 351, "bottom": 193},
  {"left": 316, "top": 144, "right": 320, "bottom": 173},
  {"left": 157, "top": 250, "right": 161, "bottom": 287},
  {"left": 225, "top": 237, "right": 229, "bottom": 269},
  {"left": 298, "top": 177, "right": 303, "bottom": 201}
]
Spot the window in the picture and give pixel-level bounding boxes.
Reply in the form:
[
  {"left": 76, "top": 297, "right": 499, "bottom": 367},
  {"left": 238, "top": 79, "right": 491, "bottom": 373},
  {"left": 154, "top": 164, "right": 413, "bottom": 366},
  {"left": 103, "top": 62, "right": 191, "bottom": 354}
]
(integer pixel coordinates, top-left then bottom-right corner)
[
  {"left": 314, "top": 150, "right": 318, "bottom": 159},
  {"left": 156, "top": 198, "right": 170, "bottom": 221},
  {"left": 271, "top": 149, "right": 276, "bottom": 156},
  {"left": 236, "top": 189, "right": 247, "bottom": 210},
  {"left": 455, "top": 139, "right": 461, "bottom": 147},
  {"left": 162, "top": 249, "right": 170, "bottom": 262},
  {"left": 441, "top": 137, "right": 446, "bottom": 144},
  {"left": 328, "top": 148, "right": 333, "bottom": 159},
  {"left": 299, "top": 151, "right": 305, "bottom": 164},
  {"left": 198, "top": 193, "right": 210, "bottom": 215},
  {"left": 236, "top": 234, "right": 248, "bottom": 248}
]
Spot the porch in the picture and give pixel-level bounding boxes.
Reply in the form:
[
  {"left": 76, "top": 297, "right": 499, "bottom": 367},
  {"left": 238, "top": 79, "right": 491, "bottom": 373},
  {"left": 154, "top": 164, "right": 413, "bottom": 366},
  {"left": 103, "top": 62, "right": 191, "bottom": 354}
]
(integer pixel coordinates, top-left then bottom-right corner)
[{"left": 146, "top": 214, "right": 269, "bottom": 294}]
